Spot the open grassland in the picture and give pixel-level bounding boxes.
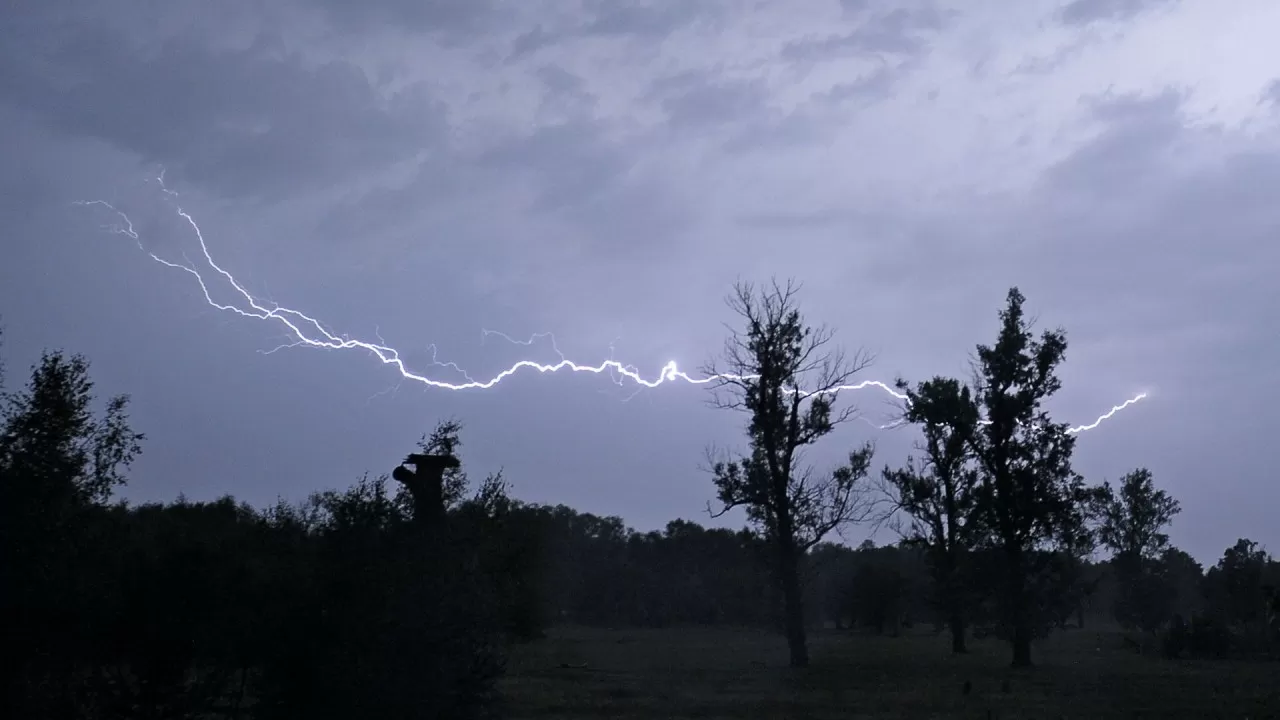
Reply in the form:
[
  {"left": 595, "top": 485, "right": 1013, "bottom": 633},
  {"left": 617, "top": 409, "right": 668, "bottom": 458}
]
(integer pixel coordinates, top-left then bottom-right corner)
[{"left": 502, "top": 625, "right": 1279, "bottom": 719}]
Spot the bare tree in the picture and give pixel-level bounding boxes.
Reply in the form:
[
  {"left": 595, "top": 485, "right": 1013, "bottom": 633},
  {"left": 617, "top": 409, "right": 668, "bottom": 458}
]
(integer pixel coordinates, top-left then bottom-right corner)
[
  {"left": 703, "top": 279, "right": 875, "bottom": 668},
  {"left": 880, "top": 376, "right": 982, "bottom": 653}
]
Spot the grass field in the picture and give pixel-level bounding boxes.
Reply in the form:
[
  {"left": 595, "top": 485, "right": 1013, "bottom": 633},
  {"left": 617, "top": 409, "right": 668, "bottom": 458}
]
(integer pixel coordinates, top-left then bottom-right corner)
[{"left": 502, "top": 625, "right": 1279, "bottom": 719}]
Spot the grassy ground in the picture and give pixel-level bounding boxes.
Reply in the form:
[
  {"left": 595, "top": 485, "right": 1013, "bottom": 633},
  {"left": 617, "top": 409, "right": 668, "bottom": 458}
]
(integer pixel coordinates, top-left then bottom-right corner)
[{"left": 501, "top": 625, "right": 1279, "bottom": 719}]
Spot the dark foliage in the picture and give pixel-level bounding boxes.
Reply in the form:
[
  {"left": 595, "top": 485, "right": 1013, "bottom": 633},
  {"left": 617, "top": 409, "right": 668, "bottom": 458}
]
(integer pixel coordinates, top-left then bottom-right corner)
[
  {"left": 1093, "top": 468, "right": 1182, "bottom": 635},
  {"left": 880, "top": 376, "right": 982, "bottom": 652},
  {"left": 881, "top": 288, "right": 1099, "bottom": 667},
  {"left": 0, "top": 343, "right": 508, "bottom": 719},
  {"left": 964, "top": 289, "right": 1096, "bottom": 666}
]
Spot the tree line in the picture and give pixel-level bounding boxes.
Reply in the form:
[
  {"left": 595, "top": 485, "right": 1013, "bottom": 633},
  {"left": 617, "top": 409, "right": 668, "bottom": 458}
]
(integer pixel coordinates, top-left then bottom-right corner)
[
  {"left": 3, "top": 283, "right": 1278, "bottom": 719},
  {"left": 700, "top": 282, "right": 1278, "bottom": 667}
]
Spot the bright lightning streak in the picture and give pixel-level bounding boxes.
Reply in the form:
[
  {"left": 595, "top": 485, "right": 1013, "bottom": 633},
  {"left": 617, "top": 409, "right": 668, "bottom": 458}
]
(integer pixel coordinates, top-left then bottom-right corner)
[
  {"left": 75, "top": 183, "right": 1148, "bottom": 436},
  {"left": 1062, "top": 392, "right": 1149, "bottom": 434}
]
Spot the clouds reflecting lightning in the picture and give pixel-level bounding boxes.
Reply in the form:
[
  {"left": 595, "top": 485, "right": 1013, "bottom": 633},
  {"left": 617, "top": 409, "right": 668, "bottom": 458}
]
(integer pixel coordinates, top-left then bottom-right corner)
[{"left": 74, "top": 180, "right": 1147, "bottom": 436}]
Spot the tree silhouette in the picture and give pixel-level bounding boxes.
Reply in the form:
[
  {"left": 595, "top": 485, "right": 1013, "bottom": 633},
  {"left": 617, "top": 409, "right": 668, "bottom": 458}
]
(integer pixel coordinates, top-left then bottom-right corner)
[
  {"left": 965, "top": 288, "right": 1090, "bottom": 667},
  {"left": 703, "top": 279, "right": 875, "bottom": 668},
  {"left": 1093, "top": 468, "right": 1180, "bottom": 565},
  {"left": 0, "top": 346, "right": 145, "bottom": 717},
  {"left": 1092, "top": 468, "right": 1182, "bottom": 635},
  {"left": 1204, "top": 539, "right": 1273, "bottom": 627},
  {"left": 881, "top": 376, "right": 982, "bottom": 653},
  {"left": 255, "top": 467, "right": 504, "bottom": 720},
  {"left": 0, "top": 350, "right": 143, "bottom": 504}
]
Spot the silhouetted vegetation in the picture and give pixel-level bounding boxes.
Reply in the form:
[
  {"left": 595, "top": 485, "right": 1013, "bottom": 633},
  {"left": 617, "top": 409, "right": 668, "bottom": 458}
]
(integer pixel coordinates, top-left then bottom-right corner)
[
  {"left": 1093, "top": 467, "right": 1182, "bottom": 641},
  {"left": 702, "top": 280, "right": 876, "bottom": 667},
  {"left": 879, "top": 288, "right": 1101, "bottom": 666},
  {"left": 4, "top": 284, "right": 1279, "bottom": 718},
  {"left": 880, "top": 376, "right": 982, "bottom": 653}
]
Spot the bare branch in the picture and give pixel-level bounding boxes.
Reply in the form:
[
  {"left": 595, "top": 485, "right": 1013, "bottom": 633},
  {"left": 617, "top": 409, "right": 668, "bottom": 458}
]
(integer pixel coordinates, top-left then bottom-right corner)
[{"left": 699, "top": 276, "right": 881, "bottom": 667}]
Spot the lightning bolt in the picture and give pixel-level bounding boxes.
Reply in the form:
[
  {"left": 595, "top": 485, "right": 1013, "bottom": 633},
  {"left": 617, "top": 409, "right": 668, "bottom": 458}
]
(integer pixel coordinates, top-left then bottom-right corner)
[
  {"left": 74, "top": 180, "right": 1148, "bottom": 436},
  {"left": 1061, "top": 392, "right": 1149, "bottom": 434}
]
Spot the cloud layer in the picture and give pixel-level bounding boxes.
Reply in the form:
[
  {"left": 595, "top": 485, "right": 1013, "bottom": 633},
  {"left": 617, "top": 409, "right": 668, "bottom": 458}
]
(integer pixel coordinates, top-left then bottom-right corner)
[{"left": 1, "top": 0, "right": 1277, "bottom": 562}]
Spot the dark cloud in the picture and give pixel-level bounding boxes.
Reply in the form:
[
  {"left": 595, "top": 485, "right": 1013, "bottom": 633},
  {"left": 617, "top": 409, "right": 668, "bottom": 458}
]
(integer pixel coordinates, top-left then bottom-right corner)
[
  {"left": 1059, "top": 0, "right": 1180, "bottom": 26},
  {"left": 301, "top": 0, "right": 506, "bottom": 39},
  {"left": 0, "top": 17, "right": 446, "bottom": 201},
  {"left": 648, "top": 71, "right": 773, "bottom": 128},
  {"left": 782, "top": 6, "right": 950, "bottom": 61},
  {"left": 317, "top": 109, "right": 694, "bottom": 278},
  {"left": 838, "top": 0, "right": 870, "bottom": 17},
  {"left": 2, "top": 0, "right": 1277, "bottom": 562},
  {"left": 534, "top": 65, "right": 597, "bottom": 115},
  {"left": 504, "top": 1, "right": 732, "bottom": 63},
  {"left": 734, "top": 209, "right": 863, "bottom": 230},
  {"left": 477, "top": 122, "right": 637, "bottom": 215},
  {"left": 1265, "top": 79, "right": 1280, "bottom": 107},
  {"left": 812, "top": 61, "right": 899, "bottom": 105},
  {"left": 304, "top": 0, "right": 724, "bottom": 45},
  {"left": 578, "top": 0, "right": 726, "bottom": 38},
  {"left": 507, "top": 25, "right": 562, "bottom": 64},
  {"left": 644, "top": 67, "right": 868, "bottom": 155},
  {"left": 1038, "top": 89, "right": 1187, "bottom": 207}
]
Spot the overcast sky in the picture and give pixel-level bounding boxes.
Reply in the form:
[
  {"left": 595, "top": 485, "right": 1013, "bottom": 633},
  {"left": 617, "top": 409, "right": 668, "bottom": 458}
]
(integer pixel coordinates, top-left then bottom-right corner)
[{"left": 2, "top": 0, "right": 1277, "bottom": 563}]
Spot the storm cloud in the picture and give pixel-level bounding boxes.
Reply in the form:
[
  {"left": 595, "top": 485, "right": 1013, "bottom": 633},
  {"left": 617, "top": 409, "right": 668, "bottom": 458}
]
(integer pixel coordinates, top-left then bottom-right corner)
[{"left": 2, "top": 0, "right": 1277, "bottom": 562}]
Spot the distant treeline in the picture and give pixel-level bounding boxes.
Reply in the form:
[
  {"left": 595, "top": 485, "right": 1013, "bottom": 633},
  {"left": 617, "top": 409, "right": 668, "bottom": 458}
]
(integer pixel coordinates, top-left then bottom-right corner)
[{"left": 5, "top": 422, "right": 1277, "bottom": 718}]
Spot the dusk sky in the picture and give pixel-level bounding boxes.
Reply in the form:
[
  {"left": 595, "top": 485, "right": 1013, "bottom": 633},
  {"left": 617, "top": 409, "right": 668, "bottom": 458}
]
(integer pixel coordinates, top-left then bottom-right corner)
[{"left": 2, "top": 0, "right": 1277, "bottom": 563}]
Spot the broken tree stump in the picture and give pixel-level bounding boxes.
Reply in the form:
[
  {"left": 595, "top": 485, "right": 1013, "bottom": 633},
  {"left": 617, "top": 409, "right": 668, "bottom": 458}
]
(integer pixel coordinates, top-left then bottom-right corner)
[{"left": 392, "top": 452, "right": 460, "bottom": 529}]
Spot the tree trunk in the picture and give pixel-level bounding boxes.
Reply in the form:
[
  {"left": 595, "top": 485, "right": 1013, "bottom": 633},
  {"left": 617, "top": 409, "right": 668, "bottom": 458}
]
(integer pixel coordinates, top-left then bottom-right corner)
[
  {"left": 1006, "top": 548, "right": 1033, "bottom": 667},
  {"left": 1011, "top": 623, "right": 1033, "bottom": 667},
  {"left": 949, "top": 610, "right": 967, "bottom": 654},
  {"left": 777, "top": 544, "right": 809, "bottom": 668}
]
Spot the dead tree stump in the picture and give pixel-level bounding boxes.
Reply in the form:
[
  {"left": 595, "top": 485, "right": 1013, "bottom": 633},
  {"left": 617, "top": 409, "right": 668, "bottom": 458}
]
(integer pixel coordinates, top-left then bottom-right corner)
[{"left": 392, "top": 453, "right": 459, "bottom": 529}]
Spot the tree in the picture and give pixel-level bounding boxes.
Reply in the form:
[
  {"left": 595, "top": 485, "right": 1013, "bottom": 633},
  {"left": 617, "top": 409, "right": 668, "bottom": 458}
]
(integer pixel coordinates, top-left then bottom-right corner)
[
  {"left": 1204, "top": 539, "right": 1272, "bottom": 627},
  {"left": 881, "top": 376, "right": 982, "bottom": 653},
  {"left": 966, "top": 288, "right": 1089, "bottom": 667},
  {"left": 1093, "top": 468, "right": 1180, "bottom": 567},
  {"left": 1092, "top": 468, "right": 1182, "bottom": 634},
  {"left": 94, "top": 497, "right": 263, "bottom": 718},
  {"left": 851, "top": 558, "right": 908, "bottom": 635},
  {"left": 0, "top": 350, "right": 143, "bottom": 506},
  {"left": 0, "top": 346, "right": 145, "bottom": 717},
  {"left": 1161, "top": 547, "right": 1206, "bottom": 618},
  {"left": 703, "top": 279, "right": 875, "bottom": 668}
]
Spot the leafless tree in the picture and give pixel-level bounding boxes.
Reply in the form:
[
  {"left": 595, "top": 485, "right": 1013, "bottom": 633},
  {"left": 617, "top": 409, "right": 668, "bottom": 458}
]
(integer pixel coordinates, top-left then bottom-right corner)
[{"left": 702, "top": 278, "right": 875, "bottom": 668}]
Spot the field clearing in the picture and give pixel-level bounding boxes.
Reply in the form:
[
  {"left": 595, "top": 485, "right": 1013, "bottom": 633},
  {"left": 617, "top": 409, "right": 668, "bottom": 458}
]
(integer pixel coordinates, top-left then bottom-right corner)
[{"left": 502, "top": 625, "right": 1279, "bottom": 719}]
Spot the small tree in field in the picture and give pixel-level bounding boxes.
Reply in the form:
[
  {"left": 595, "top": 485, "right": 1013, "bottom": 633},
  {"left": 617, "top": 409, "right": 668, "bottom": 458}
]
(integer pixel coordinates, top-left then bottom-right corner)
[
  {"left": 967, "top": 288, "right": 1090, "bottom": 668},
  {"left": 1093, "top": 468, "right": 1180, "bottom": 566},
  {"left": 881, "top": 376, "right": 982, "bottom": 653},
  {"left": 704, "top": 279, "right": 875, "bottom": 668},
  {"left": 1092, "top": 468, "right": 1182, "bottom": 634}
]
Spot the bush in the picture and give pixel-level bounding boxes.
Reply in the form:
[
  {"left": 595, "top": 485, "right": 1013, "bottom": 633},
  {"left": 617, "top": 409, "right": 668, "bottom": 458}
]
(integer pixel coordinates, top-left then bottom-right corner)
[{"left": 1188, "top": 613, "right": 1231, "bottom": 659}]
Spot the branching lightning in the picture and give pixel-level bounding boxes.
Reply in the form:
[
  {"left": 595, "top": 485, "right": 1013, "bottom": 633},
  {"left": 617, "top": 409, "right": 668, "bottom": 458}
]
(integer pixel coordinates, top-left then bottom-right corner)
[{"left": 75, "top": 179, "right": 1148, "bottom": 436}]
